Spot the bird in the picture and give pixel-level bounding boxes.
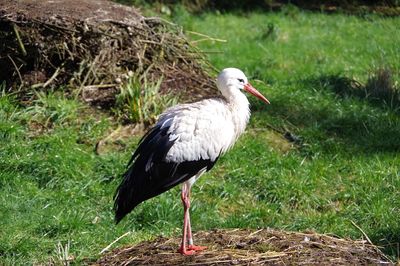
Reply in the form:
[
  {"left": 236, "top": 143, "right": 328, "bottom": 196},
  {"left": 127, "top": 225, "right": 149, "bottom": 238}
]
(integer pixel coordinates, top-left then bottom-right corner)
[{"left": 114, "top": 68, "right": 270, "bottom": 255}]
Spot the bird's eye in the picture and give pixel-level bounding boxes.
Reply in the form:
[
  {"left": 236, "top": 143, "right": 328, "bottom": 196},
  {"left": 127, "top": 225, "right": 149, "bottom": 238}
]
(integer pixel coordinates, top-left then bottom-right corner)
[{"left": 238, "top": 78, "right": 244, "bottom": 83}]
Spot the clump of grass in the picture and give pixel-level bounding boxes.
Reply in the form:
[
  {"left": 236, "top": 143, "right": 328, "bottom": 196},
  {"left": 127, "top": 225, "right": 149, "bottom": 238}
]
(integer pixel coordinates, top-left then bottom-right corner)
[
  {"left": 0, "top": 80, "right": 6, "bottom": 92},
  {"left": 114, "top": 72, "right": 177, "bottom": 124},
  {"left": 308, "top": 66, "right": 400, "bottom": 109},
  {"left": 0, "top": 91, "right": 25, "bottom": 140},
  {"left": 54, "top": 241, "right": 73, "bottom": 266},
  {"left": 260, "top": 22, "right": 279, "bottom": 41},
  {"left": 25, "top": 90, "right": 81, "bottom": 127},
  {"left": 365, "top": 67, "right": 399, "bottom": 107}
]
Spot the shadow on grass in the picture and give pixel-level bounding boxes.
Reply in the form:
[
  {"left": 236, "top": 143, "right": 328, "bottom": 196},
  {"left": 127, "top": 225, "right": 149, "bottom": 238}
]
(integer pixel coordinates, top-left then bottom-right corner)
[
  {"left": 309, "top": 69, "right": 400, "bottom": 111},
  {"left": 372, "top": 226, "right": 400, "bottom": 262},
  {"left": 255, "top": 72, "right": 400, "bottom": 154}
]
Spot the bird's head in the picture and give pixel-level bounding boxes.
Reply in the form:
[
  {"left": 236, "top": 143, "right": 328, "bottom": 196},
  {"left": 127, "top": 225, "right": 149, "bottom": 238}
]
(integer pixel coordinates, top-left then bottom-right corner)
[{"left": 216, "top": 68, "right": 270, "bottom": 104}]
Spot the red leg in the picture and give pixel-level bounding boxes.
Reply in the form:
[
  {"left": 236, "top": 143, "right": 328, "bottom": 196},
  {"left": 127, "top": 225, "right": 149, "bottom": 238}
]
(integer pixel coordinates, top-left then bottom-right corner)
[
  {"left": 186, "top": 192, "right": 206, "bottom": 252},
  {"left": 178, "top": 184, "right": 206, "bottom": 255},
  {"left": 178, "top": 184, "right": 196, "bottom": 255}
]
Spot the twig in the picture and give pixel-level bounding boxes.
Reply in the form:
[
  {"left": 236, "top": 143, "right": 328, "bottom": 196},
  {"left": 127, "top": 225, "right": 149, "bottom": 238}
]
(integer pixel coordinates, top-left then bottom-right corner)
[
  {"left": 99, "top": 231, "right": 131, "bottom": 255},
  {"left": 75, "top": 54, "right": 100, "bottom": 99},
  {"left": 43, "top": 67, "right": 61, "bottom": 88},
  {"left": 35, "top": 19, "right": 77, "bottom": 33},
  {"left": 190, "top": 50, "right": 224, "bottom": 54},
  {"left": 350, "top": 220, "right": 373, "bottom": 246},
  {"left": 191, "top": 38, "right": 221, "bottom": 44},
  {"left": 155, "top": 237, "right": 175, "bottom": 248},
  {"left": 186, "top": 30, "right": 227, "bottom": 43},
  {"left": 31, "top": 83, "right": 44, "bottom": 89},
  {"left": 139, "top": 40, "right": 162, "bottom": 45},
  {"left": 144, "top": 17, "right": 176, "bottom": 26},
  {"left": 249, "top": 228, "right": 264, "bottom": 237},
  {"left": 7, "top": 55, "right": 23, "bottom": 84},
  {"left": 13, "top": 23, "right": 27, "bottom": 56},
  {"left": 83, "top": 84, "right": 117, "bottom": 89}
]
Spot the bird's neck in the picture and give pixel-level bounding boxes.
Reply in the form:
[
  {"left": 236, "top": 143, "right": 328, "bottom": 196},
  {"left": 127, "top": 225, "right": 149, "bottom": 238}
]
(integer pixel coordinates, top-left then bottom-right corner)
[{"left": 224, "top": 88, "right": 251, "bottom": 139}]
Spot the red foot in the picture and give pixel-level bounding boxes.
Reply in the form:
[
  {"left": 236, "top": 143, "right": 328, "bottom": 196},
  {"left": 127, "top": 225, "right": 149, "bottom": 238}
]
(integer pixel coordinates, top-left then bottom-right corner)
[
  {"left": 178, "top": 247, "right": 196, "bottom": 255},
  {"left": 178, "top": 245, "right": 207, "bottom": 255},
  {"left": 188, "top": 245, "right": 207, "bottom": 251}
]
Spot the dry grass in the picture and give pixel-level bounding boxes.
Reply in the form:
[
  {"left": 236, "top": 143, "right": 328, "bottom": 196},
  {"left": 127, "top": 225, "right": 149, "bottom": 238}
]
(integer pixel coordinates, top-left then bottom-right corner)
[
  {"left": 0, "top": 0, "right": 217, "bottom": 110},
  {"left": 365, "top": 67, "right": 399, "bottom": 107},
  {"left": 94, "top": 229, "right": 393, "bottom": 265}
]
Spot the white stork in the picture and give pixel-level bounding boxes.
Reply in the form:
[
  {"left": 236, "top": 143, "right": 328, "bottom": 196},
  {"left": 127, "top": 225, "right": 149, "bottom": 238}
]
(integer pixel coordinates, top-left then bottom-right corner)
[{"left": 114, "top": 68, "right": 270, "bottom": 255}]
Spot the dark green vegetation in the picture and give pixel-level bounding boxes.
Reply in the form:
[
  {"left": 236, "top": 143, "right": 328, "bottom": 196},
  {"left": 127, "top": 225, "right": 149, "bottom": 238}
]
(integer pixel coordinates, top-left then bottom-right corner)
[{"left": 1, "top": 8, "right": 400, "bottom": 264}]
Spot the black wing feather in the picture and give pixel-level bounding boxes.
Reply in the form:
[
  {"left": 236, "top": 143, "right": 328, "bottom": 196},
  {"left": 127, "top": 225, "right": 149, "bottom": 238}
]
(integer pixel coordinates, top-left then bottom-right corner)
[{"left": 114, "top": 125, "right": 219, "bottom": 223}]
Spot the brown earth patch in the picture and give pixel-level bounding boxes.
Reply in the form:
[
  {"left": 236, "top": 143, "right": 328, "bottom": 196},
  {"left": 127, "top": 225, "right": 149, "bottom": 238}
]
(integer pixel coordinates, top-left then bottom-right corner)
[
  {"left": 0, "top": 0, "right": 217, "bottom": 108},
  {"left": 94, "top": 228, "right": 393, "bottom": 265}
]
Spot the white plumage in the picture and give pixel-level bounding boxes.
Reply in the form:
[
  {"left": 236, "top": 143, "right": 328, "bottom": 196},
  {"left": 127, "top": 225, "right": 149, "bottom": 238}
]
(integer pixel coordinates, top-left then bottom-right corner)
[
  {"left": 114, "top": 67, "right": 269, "bottom": 255},
  {"left": 160, "top": 68, "right": 256, "bottom": 162},
  {"left": 161, "top": 98, "right": 239, "bottom": 162}
]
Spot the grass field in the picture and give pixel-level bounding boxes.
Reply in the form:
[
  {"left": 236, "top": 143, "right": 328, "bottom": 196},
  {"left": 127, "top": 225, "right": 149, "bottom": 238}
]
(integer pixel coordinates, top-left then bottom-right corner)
[{"left": 1, "top": 7, "right": 400, "bottom": 264}]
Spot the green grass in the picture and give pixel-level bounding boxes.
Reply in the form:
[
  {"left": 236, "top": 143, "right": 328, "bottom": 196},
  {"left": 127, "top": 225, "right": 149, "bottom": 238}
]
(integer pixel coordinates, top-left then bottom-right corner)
[
  {"left": 114, "top": 72, "right": 177, "bottom": 124},
  {"left": 1, "top": 9, "right": 400, "bottom": 264}
]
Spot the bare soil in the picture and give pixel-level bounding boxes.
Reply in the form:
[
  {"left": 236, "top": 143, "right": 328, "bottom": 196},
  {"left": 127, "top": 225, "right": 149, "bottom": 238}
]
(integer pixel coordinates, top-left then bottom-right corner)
[{"left": 94, "top": 228, "right": 393, "bottom": 265}]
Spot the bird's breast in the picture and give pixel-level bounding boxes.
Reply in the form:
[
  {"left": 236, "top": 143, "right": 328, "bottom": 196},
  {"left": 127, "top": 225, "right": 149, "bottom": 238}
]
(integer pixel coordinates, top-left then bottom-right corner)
[{"left": 162, "top": 99, "right": 238, "bottom": 163}]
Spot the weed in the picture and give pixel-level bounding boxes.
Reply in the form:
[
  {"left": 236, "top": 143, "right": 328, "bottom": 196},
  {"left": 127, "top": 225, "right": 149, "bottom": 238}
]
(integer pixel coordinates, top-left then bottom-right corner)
[
  {"left": 114, "top": 72, "right": 177, "bottom": 124},
  {"left": 365, "top": 67, "right": 399, "bottom": 107},
  {"left": 25, "top": 90, "right": 81, "bottom": 127},
  {"left": 54, "top": 241, "right": 73, "bottom": 266}
]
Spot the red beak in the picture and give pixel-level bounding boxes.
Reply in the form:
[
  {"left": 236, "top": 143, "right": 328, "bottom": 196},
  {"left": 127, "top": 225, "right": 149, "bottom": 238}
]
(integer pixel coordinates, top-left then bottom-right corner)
[{"left": 244, "top": 83, "right": 270, "bottom": 104}]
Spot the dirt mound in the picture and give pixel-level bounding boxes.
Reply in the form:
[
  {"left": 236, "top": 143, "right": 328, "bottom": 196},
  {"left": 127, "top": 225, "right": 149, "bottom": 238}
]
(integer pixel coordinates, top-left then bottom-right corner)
[
  {"left": 94, "top": 229, "right": 392, "bottom": 265},
  {"left": 0, "top": 0, "right": 216, "bottom": 107}
]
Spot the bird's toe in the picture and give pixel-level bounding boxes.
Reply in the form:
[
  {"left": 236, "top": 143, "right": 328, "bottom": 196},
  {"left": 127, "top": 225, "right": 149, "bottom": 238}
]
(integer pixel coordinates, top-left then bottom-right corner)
[
  {"left": 178, "top": 247, "right": 197, "bottom": 255},
  {"left": 187, "top": 244, "right": 207, "bottom": 251}
]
